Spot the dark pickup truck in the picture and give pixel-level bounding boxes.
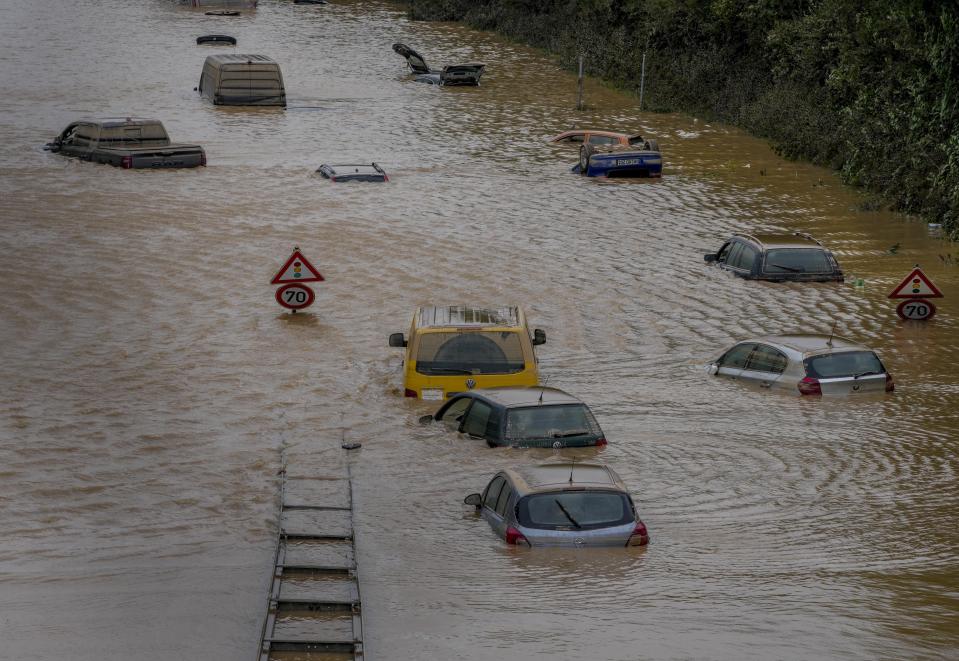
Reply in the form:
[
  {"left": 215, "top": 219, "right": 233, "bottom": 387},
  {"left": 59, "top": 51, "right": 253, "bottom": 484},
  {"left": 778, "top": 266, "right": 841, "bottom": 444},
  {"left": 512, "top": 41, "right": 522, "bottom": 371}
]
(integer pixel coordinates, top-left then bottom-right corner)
[{"left": 46, "top": 118, "right": 206, "bottom": 169}]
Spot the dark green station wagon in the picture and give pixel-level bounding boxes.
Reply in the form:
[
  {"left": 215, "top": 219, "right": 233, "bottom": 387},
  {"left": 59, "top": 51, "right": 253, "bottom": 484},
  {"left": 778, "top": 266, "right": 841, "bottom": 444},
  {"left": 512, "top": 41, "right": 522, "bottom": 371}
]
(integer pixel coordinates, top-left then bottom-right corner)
[
  {"left": 704, "top": 232, "right": 844, "bottom": 282},
  {"left": 423, "top": 387, "right": 607, "bottom": 448}
]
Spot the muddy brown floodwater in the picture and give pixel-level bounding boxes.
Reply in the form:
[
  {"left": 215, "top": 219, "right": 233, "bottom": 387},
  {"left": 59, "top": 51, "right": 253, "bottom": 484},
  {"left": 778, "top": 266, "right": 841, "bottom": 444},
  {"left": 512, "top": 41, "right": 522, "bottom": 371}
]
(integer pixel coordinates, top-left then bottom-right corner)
[{"left": 1, "top": 1, "right": 958, "bottom": 659}]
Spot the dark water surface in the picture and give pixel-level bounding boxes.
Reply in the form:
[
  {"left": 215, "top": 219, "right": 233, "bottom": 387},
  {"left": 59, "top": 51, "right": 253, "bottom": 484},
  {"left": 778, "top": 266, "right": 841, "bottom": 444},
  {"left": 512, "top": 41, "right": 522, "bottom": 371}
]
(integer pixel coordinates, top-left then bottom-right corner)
[{"left": 1, "top": 1, "right": 957, "bottom": 659}]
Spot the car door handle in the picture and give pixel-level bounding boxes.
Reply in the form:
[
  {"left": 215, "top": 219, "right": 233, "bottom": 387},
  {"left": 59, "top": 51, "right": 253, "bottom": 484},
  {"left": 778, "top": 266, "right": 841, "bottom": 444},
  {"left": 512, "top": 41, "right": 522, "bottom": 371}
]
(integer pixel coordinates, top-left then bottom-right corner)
[{"left": 760, "top": 381, "right": 771, "bottom": 388}]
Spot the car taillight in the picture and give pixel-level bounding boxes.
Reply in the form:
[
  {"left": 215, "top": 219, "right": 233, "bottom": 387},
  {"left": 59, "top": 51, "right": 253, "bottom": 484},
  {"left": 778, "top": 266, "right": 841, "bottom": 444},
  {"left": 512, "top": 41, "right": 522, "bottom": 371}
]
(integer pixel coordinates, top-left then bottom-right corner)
[
  {"left": 798, "top": 376, "right": 822, "bottom": 395},
  {"left": 121, "top": 155, "right": 133, "bottom": 169},
  {"left": 383, "top": 175, "right": 389, "bottom": 182},
  {"left": 627, "top": 521, "right": 649, "bottom": 546},
  {"left": 885, "top": 373, "right": 895, "bottom": 392},
  {"left": 595, "top": 438, "right": 608, "bottom": 447},
  {"left": 505, "top": 526, "right": 529, "bottom": 546},
  {"left": 404, "top": 388, "right": 418, "bottom": 398},
  {"left": 199, "top": 151, "right": 207, "bottom": 167}
]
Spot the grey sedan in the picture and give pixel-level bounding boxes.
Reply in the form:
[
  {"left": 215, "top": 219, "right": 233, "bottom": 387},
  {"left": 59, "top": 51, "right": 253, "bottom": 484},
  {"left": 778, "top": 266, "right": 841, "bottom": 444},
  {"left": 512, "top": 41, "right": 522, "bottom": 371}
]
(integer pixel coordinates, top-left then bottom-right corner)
[
  {"left": 464, "top": 463, "right": 649, "bottom": 548},
  {"left": 708, "top": 333, "right": 895, "bottom": 395}
]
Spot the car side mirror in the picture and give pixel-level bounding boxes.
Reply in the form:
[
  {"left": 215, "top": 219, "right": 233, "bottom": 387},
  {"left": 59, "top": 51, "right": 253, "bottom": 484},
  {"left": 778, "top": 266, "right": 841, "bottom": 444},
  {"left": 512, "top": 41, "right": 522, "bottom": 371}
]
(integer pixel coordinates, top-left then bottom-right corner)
[
  {"left": 464, "top": 493, "right": 482, "bottom": 507},
  {"left": 389, "top": 333, "right": 407, "bottom": 348},
  {"left": 532, "top": 328, "right": 546, "bottom": 345},
  {"left": 418, "top": 414, "right": 434, "bottom": 425},
  {"left": 706, "top": 363, "right": 719, "bottom": 375},
  {"left": 704, "top": 253, "right": 718, "bottom": 263}
]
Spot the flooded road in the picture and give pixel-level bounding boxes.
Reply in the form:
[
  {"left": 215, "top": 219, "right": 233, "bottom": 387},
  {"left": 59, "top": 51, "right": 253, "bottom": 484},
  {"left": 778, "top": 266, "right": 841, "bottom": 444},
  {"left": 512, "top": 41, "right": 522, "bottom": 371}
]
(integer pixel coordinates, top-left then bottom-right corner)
[{"left": 1, "top": 1, "right": 958, "bottom": 659}]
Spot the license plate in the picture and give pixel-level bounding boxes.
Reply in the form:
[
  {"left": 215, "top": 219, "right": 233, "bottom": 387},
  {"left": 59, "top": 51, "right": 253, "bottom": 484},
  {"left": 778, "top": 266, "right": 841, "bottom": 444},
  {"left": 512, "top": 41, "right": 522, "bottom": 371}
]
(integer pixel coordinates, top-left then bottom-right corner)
[
  {"left": 421, "top": 389, "right": 444, "bottom": 401},
  {"left": 616, "top": 158, "right": 640, "bottom": 166}
]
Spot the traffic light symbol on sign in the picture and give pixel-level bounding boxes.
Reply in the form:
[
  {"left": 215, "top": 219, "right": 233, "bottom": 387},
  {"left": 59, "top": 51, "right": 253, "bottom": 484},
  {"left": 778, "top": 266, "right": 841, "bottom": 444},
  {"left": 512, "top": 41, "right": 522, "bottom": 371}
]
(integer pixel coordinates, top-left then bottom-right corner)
[{"left": 271, "top": 250, "right": 324, "bottom": 284}]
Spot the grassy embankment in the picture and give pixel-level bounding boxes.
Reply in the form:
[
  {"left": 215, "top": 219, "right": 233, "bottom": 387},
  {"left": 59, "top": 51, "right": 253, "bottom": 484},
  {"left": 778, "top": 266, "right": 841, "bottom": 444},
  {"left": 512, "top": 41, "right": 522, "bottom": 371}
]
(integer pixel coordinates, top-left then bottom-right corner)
[{"left": 406, "top": 0, "right": 959, "bottom": 238}]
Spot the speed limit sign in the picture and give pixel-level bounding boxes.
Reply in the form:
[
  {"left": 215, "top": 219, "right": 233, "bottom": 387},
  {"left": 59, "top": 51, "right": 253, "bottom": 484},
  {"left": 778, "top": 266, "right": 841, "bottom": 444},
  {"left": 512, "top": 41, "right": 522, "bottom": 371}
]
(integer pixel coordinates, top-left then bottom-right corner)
[
  {"left": 896, "top": 298, "right": 936, "bottom": 321},
  {"left": 275, "top": 283, "right": 315, "bottom": 310}
]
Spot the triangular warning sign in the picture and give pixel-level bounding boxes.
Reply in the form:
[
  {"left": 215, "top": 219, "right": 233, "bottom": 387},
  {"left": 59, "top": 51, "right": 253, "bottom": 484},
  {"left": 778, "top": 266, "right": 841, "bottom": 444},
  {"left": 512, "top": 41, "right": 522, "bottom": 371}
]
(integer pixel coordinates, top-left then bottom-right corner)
[
  {"left": 888, "top": 266, "right": 943, "bottom": 299},
  {"left": 271, "top": 248, "right": 325, "bottom": 284}
]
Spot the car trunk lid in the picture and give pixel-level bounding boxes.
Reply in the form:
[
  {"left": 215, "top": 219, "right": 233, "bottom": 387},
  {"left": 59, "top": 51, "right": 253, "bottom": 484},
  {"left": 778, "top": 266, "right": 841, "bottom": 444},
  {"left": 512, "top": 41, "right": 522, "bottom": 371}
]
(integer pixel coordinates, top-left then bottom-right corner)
[{"left": 392, "top": 43, "right": 431, "bottom": 74}]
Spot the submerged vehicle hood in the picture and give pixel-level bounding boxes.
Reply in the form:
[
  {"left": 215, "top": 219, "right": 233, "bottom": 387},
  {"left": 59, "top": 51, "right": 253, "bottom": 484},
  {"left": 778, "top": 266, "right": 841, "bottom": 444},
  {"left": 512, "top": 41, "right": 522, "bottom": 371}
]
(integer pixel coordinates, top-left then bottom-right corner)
[{"left": 392, "top": 43, "right": 431, "bottom": 74}]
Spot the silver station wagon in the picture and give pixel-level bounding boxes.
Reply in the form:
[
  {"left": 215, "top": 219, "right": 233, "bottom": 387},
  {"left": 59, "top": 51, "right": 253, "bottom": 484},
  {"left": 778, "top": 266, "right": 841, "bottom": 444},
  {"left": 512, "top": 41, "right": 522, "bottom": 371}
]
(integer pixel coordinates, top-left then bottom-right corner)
[
  {"left": 464, "top": 463, "right": 649, "bottom": 548},
  {"left": 708, "top": 334, "right": 895, "bottom": 395}
]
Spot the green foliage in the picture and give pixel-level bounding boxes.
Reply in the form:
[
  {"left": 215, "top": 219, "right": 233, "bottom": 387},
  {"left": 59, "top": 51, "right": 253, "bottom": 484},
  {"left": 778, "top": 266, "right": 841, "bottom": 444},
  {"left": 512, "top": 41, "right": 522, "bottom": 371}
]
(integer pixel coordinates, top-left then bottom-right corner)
[{"left": 406, "top": 0, "right": 959, "bottom": 238}]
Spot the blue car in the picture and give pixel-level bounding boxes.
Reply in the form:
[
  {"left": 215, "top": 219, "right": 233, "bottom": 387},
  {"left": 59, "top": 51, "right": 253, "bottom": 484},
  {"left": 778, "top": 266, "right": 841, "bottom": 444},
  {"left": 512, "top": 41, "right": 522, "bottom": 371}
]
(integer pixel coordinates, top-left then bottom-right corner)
[{"left": 572, "top": 141, "right": 662, "bottom": 178}]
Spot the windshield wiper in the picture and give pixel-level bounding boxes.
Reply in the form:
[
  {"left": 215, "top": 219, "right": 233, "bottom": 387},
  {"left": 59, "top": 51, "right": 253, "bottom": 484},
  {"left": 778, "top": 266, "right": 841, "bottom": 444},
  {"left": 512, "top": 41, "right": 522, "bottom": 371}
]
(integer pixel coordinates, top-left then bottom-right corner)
[
  {"left": 767, "top": 263, "right": 804, "bottom": 272},
  {"left": 424, "top": 367, "right": 475, "bottom": 375},
  {"left": 552, "top": 428, "right": 589, "bottom": 438},
  {"left": 554, "top": 499, "right": 581, "bottom": 529},
  {"left": 852, "top": 370, "right": 881, "bottom": 379}
]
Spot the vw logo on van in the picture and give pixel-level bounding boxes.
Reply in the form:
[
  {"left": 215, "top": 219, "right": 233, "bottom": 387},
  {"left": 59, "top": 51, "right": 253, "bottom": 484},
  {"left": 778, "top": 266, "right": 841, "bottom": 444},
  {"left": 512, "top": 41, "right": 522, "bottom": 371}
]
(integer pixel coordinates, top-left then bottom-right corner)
[{"left": 466, "top": 378, "right": 476, "bottom": 389}]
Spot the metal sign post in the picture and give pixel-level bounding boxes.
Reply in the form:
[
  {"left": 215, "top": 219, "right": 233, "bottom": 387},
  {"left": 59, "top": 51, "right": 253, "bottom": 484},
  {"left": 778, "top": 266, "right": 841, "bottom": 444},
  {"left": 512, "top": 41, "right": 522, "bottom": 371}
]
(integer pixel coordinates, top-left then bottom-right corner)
[{"left": 576, "top": 55, "right": 584, "bottom": 111}]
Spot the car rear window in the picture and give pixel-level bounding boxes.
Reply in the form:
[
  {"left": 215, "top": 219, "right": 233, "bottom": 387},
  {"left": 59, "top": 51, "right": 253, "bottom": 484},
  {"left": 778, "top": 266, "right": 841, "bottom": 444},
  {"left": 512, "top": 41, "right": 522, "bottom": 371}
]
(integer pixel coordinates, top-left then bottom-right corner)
[
  {"left": 504, "top": 404, "right": 601, "bottom": 442},
  {"left": 805, "top": 351, "right": 885, "bottom": 379},
  {"left": 415, "top": 331, "right": 526, "bottom": 375},
  {"left": 588, "top": 135, "right": 618, "bottom": 145},
  {"left": 517, "top": 491, "right": 633, "bottom": 530},
  {"left": 763, "top": 248, "right": 833, "bottom": 274},
  {"left": 99, "top": 124, "right": 169, "bottom": 143}
]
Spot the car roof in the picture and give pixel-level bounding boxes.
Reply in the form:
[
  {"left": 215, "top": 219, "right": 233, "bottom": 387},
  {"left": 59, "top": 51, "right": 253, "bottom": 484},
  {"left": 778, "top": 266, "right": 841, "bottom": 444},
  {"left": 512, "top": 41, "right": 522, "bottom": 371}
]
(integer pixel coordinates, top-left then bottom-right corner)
[
  {"left": 734, "top": 233, "right": 826, "bottom": 249},
  {"left": 552, "top": 129, "right": 633, "bottom": 139},
  {"left": 204, "top": 53, "right": 277, "bottom": 65},
  {"left": 752, "top": 333, "right": 873, "bottom": 354},
  {"left": 322, "top": 164, "right": 383, "bottom": 175},
  {"left": 77, "top": 118, "right": 160, "bottom": 127},
  {"left": 416, "top": 306, "right": 523, "bottom": 329},
  {"left": 468, "top": 386, "right": 583, "bottom": 408},
  {"left": 504, "top": 463, "right": 626, "bottom": 495}
]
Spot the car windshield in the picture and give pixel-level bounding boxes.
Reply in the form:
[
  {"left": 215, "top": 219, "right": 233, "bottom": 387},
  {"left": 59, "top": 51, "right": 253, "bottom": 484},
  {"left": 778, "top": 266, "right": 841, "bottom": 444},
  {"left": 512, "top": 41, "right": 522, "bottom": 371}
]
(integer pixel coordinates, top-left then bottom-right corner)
[
  {"left": 504, "top": 404, "right": 601, "bottom": 441},
  {"left": 763, "top": 248, "right": 832, "bottom": 273},
  {"left": 415, "top": 331, "right": 525, "bottom": 375},
  {"left": 805, "top": 351, "right": 884, "bottom": 378},
  {"left": 517, "top": 491, "right": 632, "bottom": 530}
]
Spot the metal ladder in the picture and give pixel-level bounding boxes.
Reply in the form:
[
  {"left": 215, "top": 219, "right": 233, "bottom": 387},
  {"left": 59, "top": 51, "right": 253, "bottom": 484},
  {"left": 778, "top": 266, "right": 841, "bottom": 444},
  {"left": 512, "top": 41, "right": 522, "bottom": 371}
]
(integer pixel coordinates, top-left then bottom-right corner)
[{"left": 257, "top": 462, "right": 363, "bottom": 660}]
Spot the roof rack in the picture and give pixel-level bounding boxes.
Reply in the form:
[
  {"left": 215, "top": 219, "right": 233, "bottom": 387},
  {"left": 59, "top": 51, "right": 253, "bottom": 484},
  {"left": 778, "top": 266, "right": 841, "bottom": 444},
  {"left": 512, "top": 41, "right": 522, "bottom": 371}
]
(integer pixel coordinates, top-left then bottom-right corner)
[{"left": 792, "top": 231, "right": 823, "bottom": 245}]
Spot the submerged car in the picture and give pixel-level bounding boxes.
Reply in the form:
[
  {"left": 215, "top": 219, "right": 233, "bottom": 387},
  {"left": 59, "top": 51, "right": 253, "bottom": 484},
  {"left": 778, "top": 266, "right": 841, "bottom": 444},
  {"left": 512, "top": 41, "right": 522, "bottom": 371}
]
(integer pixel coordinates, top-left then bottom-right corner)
[
  {"left": 316, "top": 163, "right": 388, "bottom": 182},
  {"left": 708, "top": 334, "right": 895, "bottom": 395},
  {"left": 196, "top": 34, "right": 237, "bottom": 45},
  {"left": 390, "top": 306, "right": 546, "bottom": 400},
  {"left": 392, "top": 43, "right": 485, "bottom": 86},
  {"left": 45, "top": 118, "right": 206, "bottom": 169},
  {"left": 197, "top": 54, "right": 286, "bottom": 106},
  {"left": 704, "top": 233, "right": 844, "bottom": 282},
  {"left": 549, "top": 129, "right": 646, "bottom": 147},
  {"left": 464, "top": 463, "right": 649, "bottom": 547},
  {"left": 424, "top": 387, "right": 607, "bottom": 448},
  {"left": 573, "top": 140, "right": 662, "bottom": 178}
]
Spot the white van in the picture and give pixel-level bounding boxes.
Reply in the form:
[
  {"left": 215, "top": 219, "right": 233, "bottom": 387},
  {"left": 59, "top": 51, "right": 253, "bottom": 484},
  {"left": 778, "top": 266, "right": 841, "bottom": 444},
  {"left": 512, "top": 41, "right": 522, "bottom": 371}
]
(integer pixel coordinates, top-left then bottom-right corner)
[{"left": 197, "top": 54, "right": 286, "bottom": 106}]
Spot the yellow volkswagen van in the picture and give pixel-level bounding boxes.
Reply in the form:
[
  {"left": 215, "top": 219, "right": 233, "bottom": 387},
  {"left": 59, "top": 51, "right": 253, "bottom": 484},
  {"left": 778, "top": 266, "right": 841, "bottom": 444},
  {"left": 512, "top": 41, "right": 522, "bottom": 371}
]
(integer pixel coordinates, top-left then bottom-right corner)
[{"left": 389, "top": 306, "right": 546, "bottom": 400}]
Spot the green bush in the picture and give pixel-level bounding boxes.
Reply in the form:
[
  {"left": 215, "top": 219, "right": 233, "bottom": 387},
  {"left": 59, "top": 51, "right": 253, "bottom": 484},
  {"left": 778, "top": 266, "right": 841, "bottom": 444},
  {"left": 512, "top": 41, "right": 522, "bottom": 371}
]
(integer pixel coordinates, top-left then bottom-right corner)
[{"left": 406, "top": 0, "right": 959, "bottom": 238}]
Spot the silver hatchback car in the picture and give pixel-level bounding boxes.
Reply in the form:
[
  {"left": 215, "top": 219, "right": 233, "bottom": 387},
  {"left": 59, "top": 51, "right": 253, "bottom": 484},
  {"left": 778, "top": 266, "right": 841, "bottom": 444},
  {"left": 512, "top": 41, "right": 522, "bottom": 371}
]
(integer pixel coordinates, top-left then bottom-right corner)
[
  {"left": 464, "top": 463, "right": 649, "bottom": 548},
  {"left": 707, "top": 334, "right": 895, "bottom": 395}
]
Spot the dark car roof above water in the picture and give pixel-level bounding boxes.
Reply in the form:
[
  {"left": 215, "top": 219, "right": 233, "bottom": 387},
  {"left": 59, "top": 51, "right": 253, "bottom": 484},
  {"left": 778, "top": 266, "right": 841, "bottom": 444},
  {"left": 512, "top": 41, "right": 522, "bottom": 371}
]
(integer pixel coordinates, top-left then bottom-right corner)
[
  {"left": 76, "top": 117, "right": 160, "bottom": 127},
  {"left": 741, "top": 233, "right": 825, "bottom": 249},
  {"left": 467, "top": 386, "right": 582, "bottom": 408}
]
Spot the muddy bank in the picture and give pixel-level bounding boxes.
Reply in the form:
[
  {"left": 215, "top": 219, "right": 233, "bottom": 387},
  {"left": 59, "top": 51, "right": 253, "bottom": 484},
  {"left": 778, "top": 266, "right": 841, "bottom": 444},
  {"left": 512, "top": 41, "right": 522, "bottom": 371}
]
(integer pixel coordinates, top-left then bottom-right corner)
[{"left": 405, "top": 0, "right": 959, "bottom": 238}]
